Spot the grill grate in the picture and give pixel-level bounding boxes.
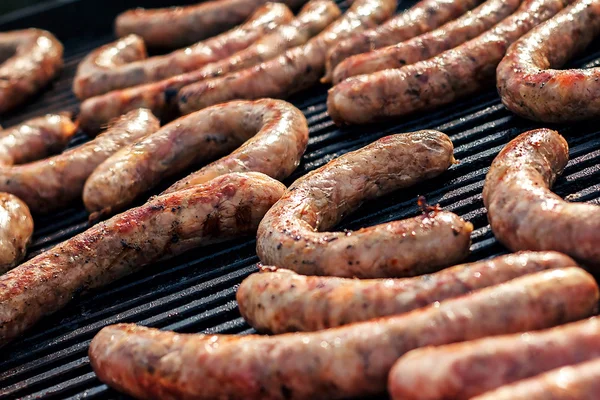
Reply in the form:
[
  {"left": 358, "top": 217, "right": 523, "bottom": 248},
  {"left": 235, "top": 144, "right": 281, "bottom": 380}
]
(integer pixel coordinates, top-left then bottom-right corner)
[{"left": 2, "top": 0, "right": 600, "bottom": 398}]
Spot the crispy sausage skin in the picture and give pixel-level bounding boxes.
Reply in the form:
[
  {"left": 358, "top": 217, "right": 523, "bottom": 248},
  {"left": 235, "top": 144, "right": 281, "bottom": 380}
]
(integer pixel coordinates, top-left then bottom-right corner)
[
  {"left": 176, "top": 0, "right": 397, "bottom": 115},
  {"left": 483, "top": 129, "right": 600, "bottom": 266},
  {"left": 0, "top": 29, "right": 63, "bottom": 114},
  {"left": 257, "top": 131, "right": 472, "bottom": 278},
  {"left": 389, "top": 316, "right": 600, "bottom": 400},
  {"left": 0, "top": 194, "right": 33, "bottom": 274},
  {"left": 74, "top": 3, "right": 295, "bottom": 99},
  {"left": 115, "top": 0, "right": 307, "bottom": 49},
  {"left": 497, "top": 0, "right": 600, "bottom": 122},
  {"left": 89, "top": 268, "right": 598, "bottom": 400},
  {"left": 0, "top": 172, "right": 285, "bottom": 345},
  {"left": 327, "top": 0, "right": 570, "bottom": 125},
  {"left": 83, "top": 99, "right": 307, "bottom": 218},
  {"left": 331, "top": 0, "right": 521, "bottom": 84},
  {"left": 238, "top": 251, "right": 577, "bottom": 333}
]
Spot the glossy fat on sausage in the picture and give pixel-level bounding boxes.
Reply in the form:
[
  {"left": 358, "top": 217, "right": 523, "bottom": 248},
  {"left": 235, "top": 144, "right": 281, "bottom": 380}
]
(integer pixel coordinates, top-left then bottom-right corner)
[
  {"left": 389, "top": 316, "right": 600, "bottom": 399},
  {"left": 483, "top": 129, "right": 600, "bottom": 266},
  {"left": 257, "top": 131, "right": 472, "bottom": 278},
  {"left": 0, "top": 172, "right": 285, "bottom": 345},
  {"left": 74, "top": 3, "right": 294, "bottom": 99},
  {"left": 331, "top": 0, "right": 521, "bottom": 84},
  {"left": 115, "top": 0, "right": 307, "bottom": 49},
  {"left": 176, "top": 0, "right": 397, "bottom": 115},
  {"left": 238, "top": 251, "right": 577, "bottom": 333},
  {"left": 83, "top": 99, "right": 307, "bottom": 218},
  {"left": 497, "top": 0, "right": 600, "bottom": 122},
  {"left": 0, "top": 29, "right": 63, "bottom": 114},
  {"left": 327, "top": 0, "right": 570, "bottom": 125},
  {"left": 89, "top": 268, "right": 599, "bottom": 400},
  {"left": 0, "top": 194, "right": 32, "bottom": 274}
]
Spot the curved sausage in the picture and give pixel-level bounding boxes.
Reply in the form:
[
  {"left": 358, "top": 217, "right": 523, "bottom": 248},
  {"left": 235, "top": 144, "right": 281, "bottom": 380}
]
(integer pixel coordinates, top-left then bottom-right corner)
[
  {"left": 115, "top": 0, "right": 307, "bottom": 49},
  {"left": 0, "top": 172, "right": 285, "bottom": 345},
  {"left": 497, "top": 0, "right": 600, "bottom": 122},
  {"left": 389, "top": 316, "right": 600, "bottom": 400},
  {"left": 331, "top": 0, "right": 521, "bottom": 84},
  {"left": 256, "top": 131, "right": 472, "bottom": 278},
  {"left": 83, "top": 99, "right": 307, "bottom": 218},
  {"left": 238, "top": 251, "right": 577, "bottom": 333},
  {"left": 483, "top": 129, "right": 600, "bottom": 266},
  {"left": 327, "top": 0, "right": 570, "bottom": 125},
  {"left": 0, "top": 29, "right": 63, "bottom": 114},
  {"left": 324, "top": 0, "right": 483, "bottom": 82},
  {"left": 89, "top": 268, "right": 598, "bottom": 400},
  {"left": 74, "top": 3, "right": 295, "bottom": 99},
  {"left": 0, "top": 194, "right": 33, "bottom": 274},
  {"left": 176, "top": 0, "right": 397, "bottom": 115}
]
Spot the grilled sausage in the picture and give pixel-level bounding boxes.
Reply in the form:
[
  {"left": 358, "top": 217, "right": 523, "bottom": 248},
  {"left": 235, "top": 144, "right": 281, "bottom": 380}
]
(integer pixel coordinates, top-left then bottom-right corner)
[
  {"left": 257, "top": 131, "right": 472, "bottom": 278},
  {"left": 0, "top": 194, "right": 33, "bottom": 274},
  {"left": 115, "top": 0, "right": 307, "bottom": 49},
  {"left": 484, "top": 129, "right": 600, "bottom": 266},
  {"left": 324, "top": 0, "right": 483, "bottom": 82},
  {"left": 0, "top": 172, "right": 285, "bottom": 345},
  {"left": 238, "top": 251, "right": 577, "bottom": 333},
  {"left": 331, "top": 0, "right": 521, "bottom": 84},
  {"left": 176, "top": 0, "right": 397, "bottom": 115},
  {"left": 327, "top": 0, "right": 570, "bottom": 125},
  {"left": 497, "top": 0, "right": 600, "bottom": 122},
  {"left": 0, "top": 29, "right": 63, "bottom": 114},
  {"left": 83, "top": 99, "right": 307, "bottom": 218},
  {"left": 389, "top": 316, "right": 600, "bottom": 399},
  {"left": 89, "top": 268, "right": 598, "bottom": 400},
  {"left": 74, "top": 3, "right": 295, "bottom": 99}
]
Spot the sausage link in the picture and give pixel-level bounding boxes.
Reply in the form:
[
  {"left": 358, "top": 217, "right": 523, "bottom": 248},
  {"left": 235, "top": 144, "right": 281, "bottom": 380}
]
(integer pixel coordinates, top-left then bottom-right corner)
[
  {"left": 0, "top": 172, "right": 285, "bottom": 345},
  {"left": 89, "top": 268, "right": 598, "bottom": 400},
  {"left": 0, "top": 29, "right": 63, "bottom": 113},
  {"left": 176, "top": 0, "right": 397, "bottom": 115},
  {"left": 238, "top": 251, "right": 577, "bottom": 333},
  {"left": 74, "top": 3, "right": 294, "bottom": 99},
  {"left": 497, "top": 0, "right": 600, "bottom": 122},
  {"left": 327, "top": 0, "right": 570, "bottom": 125},
  {"left": 0, "top": 194, "right": 33, "bottom": 274},
  {"left": 389, "top": 316, "right": 600, "bottom": 399},
  {"left": 331, "top": 0, "right": 521, "bottom": 84},
  {"left": 483, "top": 129, "right": 600, "bottom": 266},
  {"left": 83, "top": 99, "right": 307, "bottom": 218},
  {"left": 257, "top": 131, "right": 472, "bottom": 278}
]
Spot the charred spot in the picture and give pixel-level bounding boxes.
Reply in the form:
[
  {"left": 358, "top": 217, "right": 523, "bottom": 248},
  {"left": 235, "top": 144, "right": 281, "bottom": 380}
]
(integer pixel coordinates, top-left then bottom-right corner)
[
  {"left": 150, "top": 204, "right": 165, "bottom": 212},
  {"left": 204, "top": 134, "right": 229, "bottom": 144},
  {"left": 171, "top": 235, "right": 179, "bottom": 243},
  {"left": 277, "top": 243, "right": 283, "bottom": 250},
  {"left": 164, "top": 87, "right": 179, "bottom": 103},
  {"left": 203, "top": 213, "right": 221, "bottom": 236},
  {"left": 235, "top": 205, "right": 253, "bottom": 228}
]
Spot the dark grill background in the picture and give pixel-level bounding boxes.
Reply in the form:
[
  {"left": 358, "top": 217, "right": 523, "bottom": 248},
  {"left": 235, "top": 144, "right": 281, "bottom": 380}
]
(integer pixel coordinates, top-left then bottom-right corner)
[{"left": 1, "top": 0, "right": 600, "bottom": 398}]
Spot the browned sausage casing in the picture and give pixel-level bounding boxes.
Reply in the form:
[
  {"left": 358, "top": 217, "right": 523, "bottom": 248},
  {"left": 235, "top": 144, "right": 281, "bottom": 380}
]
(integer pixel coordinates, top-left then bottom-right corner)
[
  {"left": 83, "top": 99, "right": 307, "bottom": 217},
  {"left": 238, "top": 251, "right": 577, "bottom": 333},
  {"left": 0, "top": 29, "right": 63, "bottom": 114},
  {"left": 497, "top": 0, "right": 600, "bottom": 122},
  {"left": 389, "top": 316, "right": 600, "bottom": 399},
  {"left": 257, "top": 131, "right": 472, "bottom": 278},
  {"left": 89, "top": 268, "right": 598, "bottom": 400},
  {"left": 327, "top": 0, "right": 570, "bottom": 125},
  {"left": 0, "top": 172, "right": 285, "bottom": 345},
  {"left": 483, "top": 129, "right": 600, "bottom": 266}
]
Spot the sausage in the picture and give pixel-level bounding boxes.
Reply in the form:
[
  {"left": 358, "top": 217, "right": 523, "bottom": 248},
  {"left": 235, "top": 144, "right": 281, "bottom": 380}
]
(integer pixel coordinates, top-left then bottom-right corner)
[
  {"left": 256, "top": 131, "right": 472, "bottom": 278},
  {"left": 327, "top": 0, "right": 570, "bottom": 125},
  {"left": 497, "top": 0, "right": 600, "bottom": 122},
  {"left": 324, "top": 0, "right": 483, "bottom": 82},
  {"left": 115, "top": 0, "right": 307, "bottom": 49},
  {"left": 77, "top": 0, "right": 340, "bottom": 132},
  {"left": 331, "top": 0, "right": 521, "bottom": 84},
  {"left": 389, "top": 316, "right": 600, "bottom": 399},
  {"left": 74, "top": 3, "right": 295, "bottom": 99},
  {"left": 0, "top": 194, "right": 33, "bottom": 274},
  {"left": 176, "top": 0, "right": 397, "bottom": 115},
  {"left": 83, "top": 99, "right": 307, "bottom": 218},
  {"left": 89, "top": 268, "right": 598, "bottom": 400},
  {"left": 238, "top": 251, "right": 577, "bottom": 333},
  {"left": 0, "top": 172, "right": 285, "bottom": 345},
  {"left": 472, "top": 358, "right": 600, "bottom": 400},
  {"left": 0, "top": 29, "right": 63, "bottom": 114},
  {"left": 483, "top": 129, "right": 600, "bottom": 266}
]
